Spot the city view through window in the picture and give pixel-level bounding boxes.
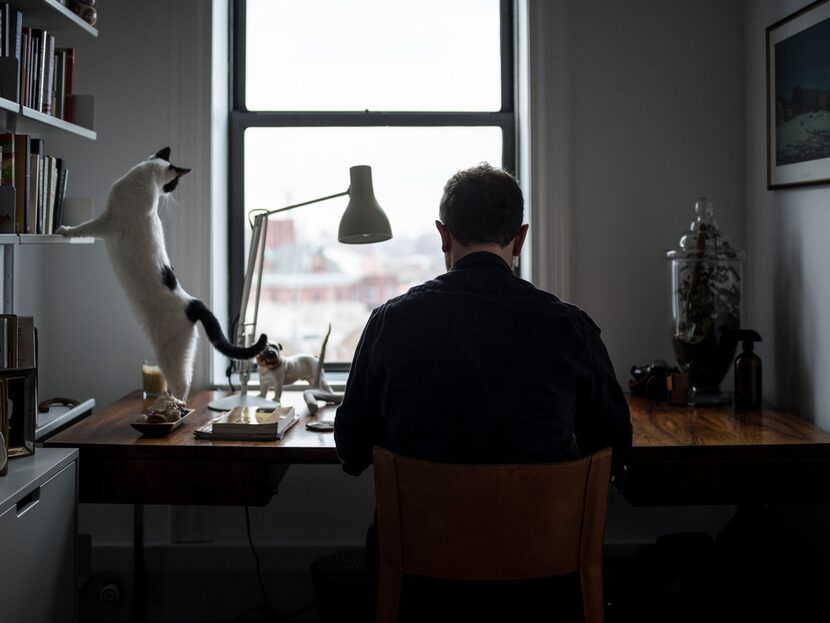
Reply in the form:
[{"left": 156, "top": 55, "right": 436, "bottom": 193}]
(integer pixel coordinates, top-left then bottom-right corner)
[
  {"left": 242, "top": 0, "right": 506, "bottom": 363},
  {"left": 244, "top": 127, "right": 503, "bottom": 362}
]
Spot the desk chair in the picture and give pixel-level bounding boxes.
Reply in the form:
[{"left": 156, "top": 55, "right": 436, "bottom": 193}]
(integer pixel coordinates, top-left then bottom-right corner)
[{"left": 372, "top": 447, "right": 613, "bottom": 623}]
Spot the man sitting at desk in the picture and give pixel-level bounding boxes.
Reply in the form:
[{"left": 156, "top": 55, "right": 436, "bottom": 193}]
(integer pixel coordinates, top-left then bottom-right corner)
[
  {"left": 333, "top": 163, "right": 631, "bottom": 617},
  {"left": 335, "top": 163, "right": 631, "bottom": 475}
]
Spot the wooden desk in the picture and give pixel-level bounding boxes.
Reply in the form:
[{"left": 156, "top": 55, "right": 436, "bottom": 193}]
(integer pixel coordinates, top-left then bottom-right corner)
[
  {"left": 46, "top": 389, "right": 339, "bottom": 506},
  {"left": 622, "top": 395, "right": 830, "bottom": 506},
  {"left": 46, "top": 390, "right": 830, "bottom": 508}
]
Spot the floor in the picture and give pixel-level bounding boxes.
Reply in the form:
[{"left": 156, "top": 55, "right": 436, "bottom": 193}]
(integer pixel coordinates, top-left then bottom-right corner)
[{"left": 78, "top": 528, "right": 830, "bottom": 623}]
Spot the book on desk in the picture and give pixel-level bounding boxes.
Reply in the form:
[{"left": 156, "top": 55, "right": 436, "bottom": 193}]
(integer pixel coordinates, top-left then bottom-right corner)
[{"left": 194, "top": 405, "right": 298, "bottom": 441}]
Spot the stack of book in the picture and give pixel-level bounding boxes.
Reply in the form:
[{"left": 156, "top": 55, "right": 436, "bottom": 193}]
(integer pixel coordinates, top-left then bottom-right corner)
[
  {"left": 0, "top": 3, "right": 77, "bottom": 121},
  {"left": 194, "top": 405, "right": 299, "bottom": 441},
  {"left": 0, "top": 132, "right": 68, "bottom": 234}
]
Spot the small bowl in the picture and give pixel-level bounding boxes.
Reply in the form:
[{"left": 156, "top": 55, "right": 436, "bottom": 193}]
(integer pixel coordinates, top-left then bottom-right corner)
[{"left": 131, "top": 408, "right": 194, "bottom": 437}]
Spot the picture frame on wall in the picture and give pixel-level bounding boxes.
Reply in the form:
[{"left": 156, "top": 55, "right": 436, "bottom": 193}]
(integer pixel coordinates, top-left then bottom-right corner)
[{"left": 767, "top": 0, "right": 830, "bottom": 189}]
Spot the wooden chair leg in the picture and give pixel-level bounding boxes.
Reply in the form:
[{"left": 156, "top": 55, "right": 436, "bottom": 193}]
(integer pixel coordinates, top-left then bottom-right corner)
[
  {"left": 580, "top": 564, "right": 605, "bottom": 623},
  {"left": 375, "top": 564, "right": 402, "bottom": 623}
]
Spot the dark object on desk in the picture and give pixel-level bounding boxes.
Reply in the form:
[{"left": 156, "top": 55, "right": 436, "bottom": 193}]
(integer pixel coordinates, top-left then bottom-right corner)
[
  {"left": 667, "top": 371, "right": 690, "bottom": 405},
  {"left": 306, "top": 420, "right": 334, "bottom": 432},
  {"left": 131, "top": 408, "right": 194, "bottom": 437},
  {"left": 38, "top": 397, "right": 80, "bottom": 413},
  {"left": 734, "top": 329, "right": 762, "bottom": 411},
  {"left": 629, "top": 360, "right": 679, "bottom": 401}
]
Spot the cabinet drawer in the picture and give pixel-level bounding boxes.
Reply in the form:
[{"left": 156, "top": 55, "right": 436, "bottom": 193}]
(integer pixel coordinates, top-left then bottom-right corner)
[{"left": 0, "top": 460, "right": 77, "bottom": 623}]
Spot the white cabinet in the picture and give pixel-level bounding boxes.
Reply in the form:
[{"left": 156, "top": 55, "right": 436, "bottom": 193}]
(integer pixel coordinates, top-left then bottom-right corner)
[{"left": 0, "top": 448, "right": 78, "bottom": 623}]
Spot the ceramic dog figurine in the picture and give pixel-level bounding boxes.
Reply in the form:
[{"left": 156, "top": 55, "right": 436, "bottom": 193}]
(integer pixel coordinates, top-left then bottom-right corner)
[{"left": 257, "top": 326, "right": 333, "bottom": 402}]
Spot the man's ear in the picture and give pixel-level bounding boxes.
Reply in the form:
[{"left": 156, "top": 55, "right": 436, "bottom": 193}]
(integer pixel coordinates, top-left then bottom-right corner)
[
  {"left": 512, "top": 224, "right": 529, "bottom": 257},
  {"left": 436, "top": 220, "right": 452, "bottom": 253}
]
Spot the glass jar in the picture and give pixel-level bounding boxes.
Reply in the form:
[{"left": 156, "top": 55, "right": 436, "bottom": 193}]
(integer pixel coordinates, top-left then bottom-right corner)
[{"left": 666, "top": 198, "right": 744, "bottom": 406}]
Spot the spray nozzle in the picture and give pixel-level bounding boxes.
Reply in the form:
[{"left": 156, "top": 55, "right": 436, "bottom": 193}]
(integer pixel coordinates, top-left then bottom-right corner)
[{"left": 734, "top": 329, "right": 762, "bottom": 352}]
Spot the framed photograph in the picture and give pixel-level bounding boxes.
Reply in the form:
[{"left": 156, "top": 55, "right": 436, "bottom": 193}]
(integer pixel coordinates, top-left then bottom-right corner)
[
  {"left": 0, "top": 368, "right": 36, "bottom": 459},
  {"left": 767, "top": 0, "right": 830, "bottom": 189}
]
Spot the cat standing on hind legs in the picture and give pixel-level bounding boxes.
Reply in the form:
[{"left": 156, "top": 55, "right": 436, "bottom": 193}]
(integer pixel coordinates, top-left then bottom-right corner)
[{"left": 56, "top": 147, "right": 267, "bottom": 402}]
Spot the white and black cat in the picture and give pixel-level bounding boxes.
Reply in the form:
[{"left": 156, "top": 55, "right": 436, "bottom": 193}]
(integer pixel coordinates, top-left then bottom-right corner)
[{"left": 57, "top": 147, "right": 267, "bottom": 400}]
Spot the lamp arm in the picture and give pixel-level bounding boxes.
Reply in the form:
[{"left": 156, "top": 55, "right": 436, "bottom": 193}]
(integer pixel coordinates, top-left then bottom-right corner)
[
  {"left": 248, "top": 189, "right": 350, "bottom": 226},
  {"left": 232, "top": 188, "right": 353, "bottom": 396}
]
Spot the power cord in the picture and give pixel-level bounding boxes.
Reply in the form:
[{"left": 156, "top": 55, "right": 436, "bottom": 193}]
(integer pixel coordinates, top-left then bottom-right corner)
[{"left": 233, "top": 507, "right": 318, "bottom": 622}]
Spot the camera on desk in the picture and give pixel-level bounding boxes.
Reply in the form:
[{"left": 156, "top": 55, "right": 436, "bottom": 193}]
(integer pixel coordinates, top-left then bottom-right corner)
[{"left": 629, "top": 360, "right": 688, "bottom": 404}]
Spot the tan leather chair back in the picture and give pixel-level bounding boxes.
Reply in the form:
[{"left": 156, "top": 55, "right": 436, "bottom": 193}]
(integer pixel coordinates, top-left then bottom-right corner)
[{"left": 373, "top": 447, "right": 612, "bottom": 623}]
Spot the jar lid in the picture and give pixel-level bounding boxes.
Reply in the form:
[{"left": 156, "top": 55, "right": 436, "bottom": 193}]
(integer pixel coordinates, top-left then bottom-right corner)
[{"left": 665, "top": 197, "right": 744, "bottom": 261}]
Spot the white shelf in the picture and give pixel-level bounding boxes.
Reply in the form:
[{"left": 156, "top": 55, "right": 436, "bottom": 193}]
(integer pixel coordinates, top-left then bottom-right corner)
[
  {"left": 18, "top": 234, "right": 94, "bottom": 244},
  {"left": 36, "top": 398, "right": 95, "bottom": 441},
  {"left": 0, "top": 234, "right": 93, "bottom": 245},
  {"left": 0, "top": 97, "right": 17, "bottom": 114},
  {"left": 20, "top": 106, "right": 96, "bottom": 140},
  {"left": 12, "top": 0, "right": 98, "bottom": 37}
]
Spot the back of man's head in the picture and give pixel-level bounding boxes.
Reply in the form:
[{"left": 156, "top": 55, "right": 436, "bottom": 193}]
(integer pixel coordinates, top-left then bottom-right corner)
[{"left": 438, "top": 163, "right": 523, "bottom": 247}]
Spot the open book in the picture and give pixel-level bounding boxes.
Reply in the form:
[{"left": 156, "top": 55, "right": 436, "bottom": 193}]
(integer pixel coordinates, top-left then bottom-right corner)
[{"left": 194, "top": 405, "right": 298, "bottom": 441}]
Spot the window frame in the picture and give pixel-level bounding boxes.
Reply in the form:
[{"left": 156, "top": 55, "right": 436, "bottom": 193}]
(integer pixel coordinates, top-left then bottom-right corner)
[{"left": 228, "top": 0, "right": 517, "bottom": 342}]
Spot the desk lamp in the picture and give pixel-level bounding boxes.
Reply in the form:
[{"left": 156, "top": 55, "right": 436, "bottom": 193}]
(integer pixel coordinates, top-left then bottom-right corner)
[{"left": 209, "top": 165, "right": 392, "bottom": 411}]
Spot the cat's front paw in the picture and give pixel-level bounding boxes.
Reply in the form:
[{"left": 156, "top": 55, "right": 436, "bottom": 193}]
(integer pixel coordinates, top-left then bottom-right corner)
[{"left": 54, "top": 225, "right": 73, "bottom": 237}]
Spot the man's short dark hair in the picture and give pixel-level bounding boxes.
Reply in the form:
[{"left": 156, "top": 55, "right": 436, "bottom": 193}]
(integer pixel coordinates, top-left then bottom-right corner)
[{"left": 438, "top": 163, "right": 524, "bottom": 247}]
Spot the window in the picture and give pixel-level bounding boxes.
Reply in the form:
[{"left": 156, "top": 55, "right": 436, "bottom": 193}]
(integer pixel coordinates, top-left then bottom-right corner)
[{"left": 231, "top": 0, "right": 515, "bottom": 364}]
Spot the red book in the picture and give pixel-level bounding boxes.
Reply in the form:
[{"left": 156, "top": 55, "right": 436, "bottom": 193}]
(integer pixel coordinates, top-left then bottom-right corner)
[{"left": 62, "top": 48, "right": 74, "bottom": 122}]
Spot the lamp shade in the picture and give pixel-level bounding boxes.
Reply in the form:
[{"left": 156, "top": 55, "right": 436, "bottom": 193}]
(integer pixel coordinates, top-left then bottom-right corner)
[{"left": 338, "top": 165, "right": 393, "bottom": 244}]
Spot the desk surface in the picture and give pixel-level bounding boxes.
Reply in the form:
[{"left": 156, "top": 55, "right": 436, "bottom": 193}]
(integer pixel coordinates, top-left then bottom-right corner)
[
  {"left": 46, "top": 390, "right": 830, "bottom": 506},
  {"left": 46, "top": 389, "right": 339, "bottom": 505}
]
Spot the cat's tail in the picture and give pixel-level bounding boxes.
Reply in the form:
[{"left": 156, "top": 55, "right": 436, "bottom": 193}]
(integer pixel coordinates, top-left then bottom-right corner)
[{"left": 185, "top": 299, "right": 267, "bottom": 359}]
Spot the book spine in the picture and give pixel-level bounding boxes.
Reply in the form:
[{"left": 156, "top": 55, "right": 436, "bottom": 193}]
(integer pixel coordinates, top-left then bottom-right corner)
[
  {"left": 31, "top": 28, "right": 46, "bottom": 111},
  {"left": 16, "top": 316, "right": 34, "bottom": 369},
  {"left": 53, "top": 161, "right": 67, "bottom": 229},
  {"left": 30, "top": 137, "right": 43, "bottom": 233},
  {"left": 53, "top": 48, "right": 65, "bottom": 119},
  {"left": 62, "top": 48, "right": 74, "bottom": 122},
  {"left": 0, "top": 131, "right": 13, "bottom": 185},
  {"left": 43, "top": 34, "right": 54, "bottom": 115},
  {"left": 46, "top": 155, "right": 57, "bottom": 233},
  {"left": 20, "top": 27, "right": 29, "bottom": 107},
  {"left": 0, "top": 3, "right": 8, "bottom": 59},
  {"left": 0, "top": 317, "right": 7, "bottom": 369},
  {"left": 13, "top": 133, "right": 27, "bottom": 233}
]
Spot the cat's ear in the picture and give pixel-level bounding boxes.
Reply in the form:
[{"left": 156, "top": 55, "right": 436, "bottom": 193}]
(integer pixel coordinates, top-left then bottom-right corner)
[
  {"left": 154, "top": 147, "right": 171, "bottom": 161},
  {"left": 172, "top": 166, "right": 191, "bottom": 176}
]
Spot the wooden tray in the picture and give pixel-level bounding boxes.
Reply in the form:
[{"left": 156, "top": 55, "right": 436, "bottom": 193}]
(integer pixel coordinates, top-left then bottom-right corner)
[{"left": 131, "top": 408, "right": 194, "bottom": 437}]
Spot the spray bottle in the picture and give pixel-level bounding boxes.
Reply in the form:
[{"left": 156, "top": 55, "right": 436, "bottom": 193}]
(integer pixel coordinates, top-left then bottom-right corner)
[{"left": 734, "top": 329, "right": 762, "bottom": 411}]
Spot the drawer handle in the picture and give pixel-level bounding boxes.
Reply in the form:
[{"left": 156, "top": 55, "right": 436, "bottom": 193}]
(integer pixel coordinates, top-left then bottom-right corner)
[{"left": 17, "top": 487, "right": 41, "bottom": 516}]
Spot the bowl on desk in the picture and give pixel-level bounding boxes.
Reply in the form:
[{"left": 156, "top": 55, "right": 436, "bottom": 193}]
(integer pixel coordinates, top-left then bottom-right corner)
[{"left": 131, "top": 408, "right": 194, "bottom": 437}]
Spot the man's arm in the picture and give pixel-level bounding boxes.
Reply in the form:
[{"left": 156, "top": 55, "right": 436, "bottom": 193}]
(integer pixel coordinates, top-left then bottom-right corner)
[
  {"left": 573, "top": 314, "right": 632, "bottom": 478},
  {"left": 334, "top": 308, "right": 385, "bottom": 476}
]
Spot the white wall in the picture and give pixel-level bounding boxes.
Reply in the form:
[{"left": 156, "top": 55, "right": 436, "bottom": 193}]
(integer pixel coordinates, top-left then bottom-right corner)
[
  {"left": 17, "top": 0, "right": 756, "bottom": 572},
  {"left": 746, "top": 0, "right": 830, "bottom": 428}
]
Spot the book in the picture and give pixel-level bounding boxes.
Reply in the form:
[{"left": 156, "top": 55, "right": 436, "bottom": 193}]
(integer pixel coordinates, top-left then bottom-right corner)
[
  {"left": 0, "top": 131, "right": 13, "bottom": 185},
  {"left": 0, "top": 314, "right": 16, "bottom": 368},
  {"left": 29, "top": 138, "right": 43, "bottom": 233},
  {"left": 53, "top": 160, "right": 67, "bottom": 229},
  {"left": 13, "top": 133, "right": 28, "bottom": 233},
  {"left": 16, "top": 316, "right": 34, "bottom": 369},
  {"left": 42, "top": 33, "right": 54, "bottom": 114},
  {"left": 20, "top": 27, "right": 29, "bottom": 107},
  {"left": 62, "top": 48, "right": 74, "bottom": 122},
  {"left": 194, "top": 405, "right": 298, "bottom": 440}
]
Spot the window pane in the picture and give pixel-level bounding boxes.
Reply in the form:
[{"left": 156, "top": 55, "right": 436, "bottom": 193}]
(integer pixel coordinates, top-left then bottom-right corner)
[
  {"left": 245, "top": 0, "right": 502, "bottom": 112},
  {"left": 244, "top": 126, "right": 503, "bottom": 362}
]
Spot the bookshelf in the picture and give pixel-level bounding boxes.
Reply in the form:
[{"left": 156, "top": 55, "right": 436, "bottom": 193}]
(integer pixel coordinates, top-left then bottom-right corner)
[{"left": 0, "top": 0, "right": 98, "bottom": 453}]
